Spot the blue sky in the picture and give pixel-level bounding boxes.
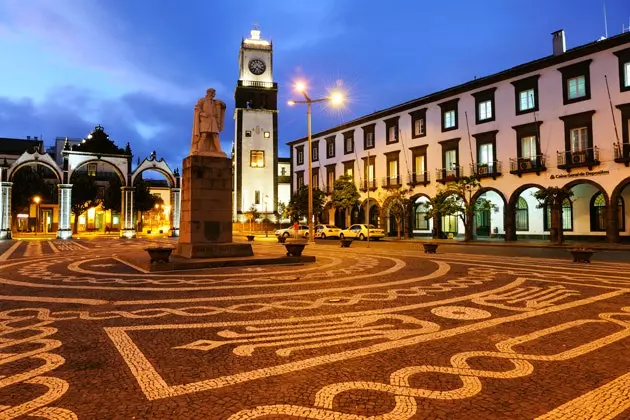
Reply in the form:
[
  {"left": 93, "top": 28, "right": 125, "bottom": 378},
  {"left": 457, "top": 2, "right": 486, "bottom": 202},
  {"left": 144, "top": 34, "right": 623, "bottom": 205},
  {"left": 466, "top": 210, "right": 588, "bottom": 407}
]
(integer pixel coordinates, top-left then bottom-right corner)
[{"left": 0, "top": 0, "right": 628, "bottom": 176}]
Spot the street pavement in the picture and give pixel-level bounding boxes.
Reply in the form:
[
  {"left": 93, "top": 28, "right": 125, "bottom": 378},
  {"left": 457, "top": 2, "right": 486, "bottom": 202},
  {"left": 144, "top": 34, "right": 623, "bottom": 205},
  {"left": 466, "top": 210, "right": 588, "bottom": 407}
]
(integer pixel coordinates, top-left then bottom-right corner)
[{"left": 0, "top": 237, "right": 629, "bottom": 419}]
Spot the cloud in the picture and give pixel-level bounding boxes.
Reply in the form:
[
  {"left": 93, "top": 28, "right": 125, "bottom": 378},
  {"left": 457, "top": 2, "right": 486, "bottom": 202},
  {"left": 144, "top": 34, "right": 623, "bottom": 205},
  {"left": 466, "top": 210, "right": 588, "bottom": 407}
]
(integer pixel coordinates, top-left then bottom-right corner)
[{"left": 0, "top": 0, "right": 214, "bottom": 103}]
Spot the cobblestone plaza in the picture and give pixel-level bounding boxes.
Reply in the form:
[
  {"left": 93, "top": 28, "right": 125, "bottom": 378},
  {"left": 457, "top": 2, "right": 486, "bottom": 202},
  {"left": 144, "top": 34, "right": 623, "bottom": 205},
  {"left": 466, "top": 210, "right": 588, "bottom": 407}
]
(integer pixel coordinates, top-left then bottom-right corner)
[{"left": 0, "top": 238, "right": 629, "bottom": 419}]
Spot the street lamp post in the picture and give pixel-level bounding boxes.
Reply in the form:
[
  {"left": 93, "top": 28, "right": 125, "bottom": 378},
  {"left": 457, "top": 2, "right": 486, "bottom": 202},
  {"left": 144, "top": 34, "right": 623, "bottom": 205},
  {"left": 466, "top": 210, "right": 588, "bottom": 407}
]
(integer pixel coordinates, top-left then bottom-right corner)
[
  {"left": 288, "top": 83, "right": 343, "bottom": 243},
  {"left": 264, "top": 194, "right": 269, "bottom": 237},
  {"left": 33, "top": 196, "right": 41, "bottom": 236}
]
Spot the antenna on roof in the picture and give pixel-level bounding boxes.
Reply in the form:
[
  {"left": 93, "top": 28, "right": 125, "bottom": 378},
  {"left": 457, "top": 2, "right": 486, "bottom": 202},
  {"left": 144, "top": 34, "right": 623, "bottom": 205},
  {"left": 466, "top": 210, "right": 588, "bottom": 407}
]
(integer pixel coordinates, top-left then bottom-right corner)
[{"left": 603, "top": 0, "right": 608, "bottom": 38}]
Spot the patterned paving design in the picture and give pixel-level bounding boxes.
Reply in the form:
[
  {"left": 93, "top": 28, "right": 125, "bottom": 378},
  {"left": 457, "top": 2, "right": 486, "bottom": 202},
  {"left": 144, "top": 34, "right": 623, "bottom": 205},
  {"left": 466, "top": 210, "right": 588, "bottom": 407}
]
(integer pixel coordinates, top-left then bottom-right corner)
[{"left": 0, "top": 238, "right": 629, "bottom": 418}]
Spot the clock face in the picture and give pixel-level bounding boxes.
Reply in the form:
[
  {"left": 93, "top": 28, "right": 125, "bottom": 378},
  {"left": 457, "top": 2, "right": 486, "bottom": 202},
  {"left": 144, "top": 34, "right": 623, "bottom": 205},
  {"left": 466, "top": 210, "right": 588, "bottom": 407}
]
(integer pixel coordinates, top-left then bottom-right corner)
[{"left": 248, "top": 58, "right": 266, "bottom": 75}]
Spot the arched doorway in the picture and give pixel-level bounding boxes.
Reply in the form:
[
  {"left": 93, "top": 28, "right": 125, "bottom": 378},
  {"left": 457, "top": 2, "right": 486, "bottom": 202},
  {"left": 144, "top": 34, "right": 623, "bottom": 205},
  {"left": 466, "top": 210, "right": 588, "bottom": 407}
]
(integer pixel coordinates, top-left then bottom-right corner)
[
  {"left": 471, "top": 188, "right": 506, "bottom": 238},
  {"left": 506, "top": 184, "right": 546, "bottom": 241},
  {"left": 562, "top": 179, "right": 608, "bottom": 240},
  {"left": 357, "top": 199, "right": 380, "bottom": 228},
  {"left": 609, "top": 176, "right": 630, "bottom": 242},
  {"left": 410, "top": 194, "right": 432, "bottom": 237}
]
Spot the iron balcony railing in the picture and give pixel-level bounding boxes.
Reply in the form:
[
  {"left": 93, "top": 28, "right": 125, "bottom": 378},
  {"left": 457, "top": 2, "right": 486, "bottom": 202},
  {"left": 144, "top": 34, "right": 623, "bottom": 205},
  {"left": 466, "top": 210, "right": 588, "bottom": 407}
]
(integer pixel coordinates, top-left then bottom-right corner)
[
  {"left": 435, "top": 166, "right": 462, "bottom": 182},
  {"left": 614, "top": 142, "right": 630, "bottom": 161},
  {"left": 408, "top": 171, "right": 429, "bottom": 185},
  {"left": 509, "top": 155, "right": 546, "bottom": 173},
  {"left": 557, "top": 146, "right": 600, "bottom": 167},
  {"left": 360, "top": 179, "right": 378, "bottom": 191},
  {"left": 381, "top": 176, "right": 402, "bottom": 188},
  {"left": 471, "top": 161, "right": 502, "bottom": 177}
]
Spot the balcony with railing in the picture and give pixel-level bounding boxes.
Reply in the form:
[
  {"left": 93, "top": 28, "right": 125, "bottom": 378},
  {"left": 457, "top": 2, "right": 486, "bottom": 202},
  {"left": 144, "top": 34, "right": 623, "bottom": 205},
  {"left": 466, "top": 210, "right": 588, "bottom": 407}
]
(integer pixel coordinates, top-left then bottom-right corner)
[
  {"left": 435, "top": 166, "right": 462, "bottom": 184},
  {"left": 556, "top": 147, "right": 600, "bottom": 171},
  {"left": 471, "top": 161, "right": 502, "bottom": 180},
  {"left": 509, "top": 155, "right": 546, "bottom": 176},
  {"left": 614, "top": 143, "right": 630, "bottom": 166},
  {"left": 360, "top": 179, "right": 378, "bottom": 192},
  {"left": 381, "top": 176, "right": 403, "bottom": 189},
  {"left": 407, "top": 171, "right": 430, "bottom": 186}
]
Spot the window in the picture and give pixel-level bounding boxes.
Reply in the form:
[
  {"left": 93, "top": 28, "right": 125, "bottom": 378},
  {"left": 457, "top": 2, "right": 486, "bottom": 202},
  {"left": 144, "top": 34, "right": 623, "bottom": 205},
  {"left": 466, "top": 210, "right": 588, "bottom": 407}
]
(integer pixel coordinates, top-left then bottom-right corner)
[
  {"left": 250, "top": 150, "right": 265, "bottom": 168},
  {"left": 439, "top": 99, "right": 459, "bottom": 132},
  {"left": 415, "top": 204, "right": 429, "bottom": 230},
  {"left": 521, "top": 136, "right": 537, "bottom": 159},
  {"left": 473, "top": 130, "right": 498, "bottom": 174},
  {"left": 515, "top": 197, "right": 529, "bottom": 231},
  {"left": 445, "top": 149, "right": 457, "bottom": 169},
  {"left": 386, "top": 152, "right": 399, "bottom": 185},
  {"left": 254, "top": 190, "right": 261, "bottom": 205},
  {"left": 479, "top": 143, "right": 493, "bottom": 164},
  {"left": 264, "top": 131, "right": 270, "bottom": 138},
  {"left": 409, "top": 108, "right": 427, "bottom": 138},
  {"left": 559, "top": 111, "right": 595, "bottom": 167},
  {"left": 312, "top": 168, "right": 319, "bottom": 189},
  {"left": 614, "top": 48, "right": 630, "bottom": 92},
  {"left": 343, "top": 161, "right": 354, "bottom": 180},
  {"left": 343, "top": 130, "right": 354, "bottom": 154},
  {"left": 442, "top": 214, "right": 458, "bottom": 233},
  {"left": 570, "top": 127, "right": 588, "bottom": 152},
  {"left": 472, "top": 88, "right": 496, "bottom": 124},
  {"left": 544, "top": 199, "right": 573, "bottom": 231},
  {"left": 363, "top": 123, "right": 375, "bottom": 149},
  {"left": 439, "top": 138, "right": 460, "bottom": 180},
  {"left": 296, "top": 171, "right": 304, "bottom": 188},
  {"left": 590, "top": 193, "right": 625, "bottom": 231},
  {"left": 296, "top": 146, "right": 304, "bottom": 165},
  {"left": 245, "top": 130, "right": 252, "bottom": 137},
  {"left": 87, "top": 163, "right": 97, "bottom": 177},
  {"left": 312, "top": 140, "right": 319, "bottom": 162},
  {"left": 385, "top": 117, "right": 399, "bottom": 144},
  {"left": 280, "top": 167, "right": 287, "bottom": 176},
  {"left": 511, "top": 75, "right": 539, "bottom": 115},
  {"left": 362, "top": 155, "right": 376, "bottom": 189},
  {"left": 326, "top": 165, "right": 336, "bottom": 192},
  {"left": 410, "top": 145, "right": 428, "bottom": 184},
  {"left": 520, "top": 89, "right": 535, "bottom": 111},
  {"left": 326, "top": 136, "right": 335, "bottom": 158},
  {"left": 558, "top": 59, "right": 592, "bottom": 105}
]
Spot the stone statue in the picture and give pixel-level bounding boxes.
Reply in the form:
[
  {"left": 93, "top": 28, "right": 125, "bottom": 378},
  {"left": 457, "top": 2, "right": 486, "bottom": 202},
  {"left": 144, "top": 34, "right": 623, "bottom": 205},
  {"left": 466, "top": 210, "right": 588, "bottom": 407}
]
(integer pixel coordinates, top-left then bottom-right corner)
[{"left": 191, "top": 88, "right": 227, "bottom": 156}]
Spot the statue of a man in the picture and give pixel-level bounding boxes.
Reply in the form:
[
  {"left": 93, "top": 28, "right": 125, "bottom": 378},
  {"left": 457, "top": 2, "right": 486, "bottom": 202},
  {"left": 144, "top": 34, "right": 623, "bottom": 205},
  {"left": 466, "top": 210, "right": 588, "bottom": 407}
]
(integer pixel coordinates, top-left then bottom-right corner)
[{"left": 191, "top": 88, "right": 227, "bottom": 156}]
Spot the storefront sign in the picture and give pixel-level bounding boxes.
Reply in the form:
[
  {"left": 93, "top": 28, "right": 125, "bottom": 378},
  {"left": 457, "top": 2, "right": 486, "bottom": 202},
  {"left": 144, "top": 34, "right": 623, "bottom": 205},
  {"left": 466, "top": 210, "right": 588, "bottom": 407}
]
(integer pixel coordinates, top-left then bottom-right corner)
[{"left": 549, "top": 170, "right": 609, "bottom": 180}]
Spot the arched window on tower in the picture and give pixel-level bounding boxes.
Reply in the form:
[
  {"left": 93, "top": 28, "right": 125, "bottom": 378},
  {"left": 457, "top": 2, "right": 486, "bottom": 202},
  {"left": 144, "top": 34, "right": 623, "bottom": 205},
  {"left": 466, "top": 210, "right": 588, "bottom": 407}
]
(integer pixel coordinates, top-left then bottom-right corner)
[
  {"left": 544, "top": 199, "right": 573, "bottom": 231},
  {"left": 590, "top": 193, "right": 625, "bottom": 231},
  {"left": 515, "top": 197, "right": 528, "bottom": 231}
]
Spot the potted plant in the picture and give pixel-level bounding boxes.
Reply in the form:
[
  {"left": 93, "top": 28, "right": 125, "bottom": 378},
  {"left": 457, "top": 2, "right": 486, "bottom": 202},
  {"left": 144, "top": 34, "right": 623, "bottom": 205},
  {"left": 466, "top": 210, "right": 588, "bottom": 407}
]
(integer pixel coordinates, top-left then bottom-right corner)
[
  {"left": 340, "top": 238, "right": 353, "bottom": 247},
  {"left": 569, "top": 247, "right": 594, "bottom": 263},
  {"left": 284, "top": 242, "right": 307, "bottom": 257},
  {"left": 422, "top": 243, "right": 439, "bottom": 253}
]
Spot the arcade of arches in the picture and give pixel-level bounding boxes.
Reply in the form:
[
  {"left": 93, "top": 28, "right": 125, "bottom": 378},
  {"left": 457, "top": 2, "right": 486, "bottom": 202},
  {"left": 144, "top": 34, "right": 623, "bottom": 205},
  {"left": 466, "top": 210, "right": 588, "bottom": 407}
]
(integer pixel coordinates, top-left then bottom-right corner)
[{"left": 0, "top": 128, "right": 181, "bottom": 240}]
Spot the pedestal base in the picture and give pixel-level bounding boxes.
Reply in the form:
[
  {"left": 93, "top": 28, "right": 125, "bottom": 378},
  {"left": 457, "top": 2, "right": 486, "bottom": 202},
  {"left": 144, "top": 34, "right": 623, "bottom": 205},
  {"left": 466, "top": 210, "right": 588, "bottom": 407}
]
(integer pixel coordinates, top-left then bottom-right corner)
[{"left": 175, "top": 242, "right": 253, "bottom": 259}]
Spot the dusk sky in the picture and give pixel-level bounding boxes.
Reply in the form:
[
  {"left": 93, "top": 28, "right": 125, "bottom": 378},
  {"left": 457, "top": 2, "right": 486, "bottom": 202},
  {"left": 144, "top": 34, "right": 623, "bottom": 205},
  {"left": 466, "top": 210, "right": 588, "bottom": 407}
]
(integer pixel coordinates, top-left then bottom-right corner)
[{"left": 1, "top": 0, "right": 629, "bottom": 176}]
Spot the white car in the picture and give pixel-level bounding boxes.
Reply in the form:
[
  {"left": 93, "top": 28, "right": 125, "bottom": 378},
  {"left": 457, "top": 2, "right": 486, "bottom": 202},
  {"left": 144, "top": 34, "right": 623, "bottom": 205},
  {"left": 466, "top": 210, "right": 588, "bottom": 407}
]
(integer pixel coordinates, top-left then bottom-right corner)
[
  {"left": 339, "top": 224, "right": 385, "bottom": 241},
  {"left": 275, "top": 225, "right": 309, "bottom": 238},
  {"left": 315, "top": 224, "right": 342, "bottom": 239}
]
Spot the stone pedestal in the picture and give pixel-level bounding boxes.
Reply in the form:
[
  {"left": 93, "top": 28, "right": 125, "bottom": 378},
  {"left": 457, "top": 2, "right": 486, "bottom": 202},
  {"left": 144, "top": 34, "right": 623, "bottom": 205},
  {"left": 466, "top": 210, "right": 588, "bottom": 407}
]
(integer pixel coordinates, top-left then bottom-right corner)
[{"left": 175, "top": 155, "right": 252, "bottom": 258}]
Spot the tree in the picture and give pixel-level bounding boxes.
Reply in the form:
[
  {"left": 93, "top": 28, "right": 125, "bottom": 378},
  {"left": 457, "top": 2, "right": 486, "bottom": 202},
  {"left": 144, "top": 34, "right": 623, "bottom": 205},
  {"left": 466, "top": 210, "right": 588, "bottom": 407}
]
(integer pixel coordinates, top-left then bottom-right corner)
[
  {"left": 534, "top": 186, "right": 574, "bottom": 244},
  {"left": 134, "top": 180, "right": 158, "bottom": 231},
  {"left": 286, "top": 185, "right": 325, "bottom": 222},
  {"left": 380, "top": 188, "right": 411, "bottom": 240},
  {"left": 246, "top": 204, "right": 260, "bottom": 233},
  {"left": 275, "top": 201, "right": 288, "bottom": 226},
  {"left": 11, "top": 167, "right": 56, "bottom": 217},
  {"left": 101, "top": 175, "right": 122, "bottom": 231},
  {"left": 421, "top": 176, "right": 495, "bottom": 241},
  {"left": 330, "top": 175, "right": 360, "bottom": 227},
  {"left": 70, "top": 172, "right": 100, "bottom": 234}
]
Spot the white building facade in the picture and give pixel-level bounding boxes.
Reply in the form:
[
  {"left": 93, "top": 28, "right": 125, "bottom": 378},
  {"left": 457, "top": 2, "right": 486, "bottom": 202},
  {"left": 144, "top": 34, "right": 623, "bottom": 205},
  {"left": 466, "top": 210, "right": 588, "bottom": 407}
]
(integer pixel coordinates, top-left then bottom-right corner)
[
  {"left": 233, "top": 29, "right": 291, "bottom": 222},
  {"left": 288, "top": 30, "right": 630, "bottom": 242}
]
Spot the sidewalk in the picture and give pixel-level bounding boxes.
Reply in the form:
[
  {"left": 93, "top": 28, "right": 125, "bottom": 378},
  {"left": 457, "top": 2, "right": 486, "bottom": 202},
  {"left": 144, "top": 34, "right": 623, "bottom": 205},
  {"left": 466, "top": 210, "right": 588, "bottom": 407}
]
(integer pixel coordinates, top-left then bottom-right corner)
[{"left": 387, "top": 237, "right": 630, "bottom": 252}]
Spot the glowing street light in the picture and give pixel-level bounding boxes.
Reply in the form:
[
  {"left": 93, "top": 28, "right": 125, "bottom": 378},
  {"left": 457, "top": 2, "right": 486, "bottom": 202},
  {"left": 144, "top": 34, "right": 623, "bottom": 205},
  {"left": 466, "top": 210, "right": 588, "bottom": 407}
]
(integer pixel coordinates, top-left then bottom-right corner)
[
  {"left": 33, "top": 196, "right": 41, "bottom": 235},
  {"left": 288, "top": 82, "right": 344, "bottom": 243}
]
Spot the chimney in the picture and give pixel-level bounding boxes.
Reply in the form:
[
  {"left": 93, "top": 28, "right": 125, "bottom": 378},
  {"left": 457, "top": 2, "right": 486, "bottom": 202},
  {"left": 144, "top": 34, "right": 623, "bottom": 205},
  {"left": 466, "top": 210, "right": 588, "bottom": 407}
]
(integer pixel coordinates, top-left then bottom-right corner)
[
  {"left": 34, "top": 136, "right": 38, "bottom": 140},
  {"left": 552, "top": 29, "right": 566, "bottom": 55},
  {"left": 26, "top": 136, "right": 30, "bottom": 140}
]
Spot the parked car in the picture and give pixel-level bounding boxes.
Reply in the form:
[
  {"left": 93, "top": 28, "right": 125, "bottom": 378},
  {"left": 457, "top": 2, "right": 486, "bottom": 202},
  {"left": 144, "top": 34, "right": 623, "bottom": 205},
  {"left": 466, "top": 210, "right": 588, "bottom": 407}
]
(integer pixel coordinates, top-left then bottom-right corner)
[
  {"left": 315, "top": 224, "right": 342, "bottom": 239},
  {"left": 275, "top": 225, "right": 309, "bottom": 238},
  {"left": 339, "top": 224, "right": 385, "bottom": 241}
]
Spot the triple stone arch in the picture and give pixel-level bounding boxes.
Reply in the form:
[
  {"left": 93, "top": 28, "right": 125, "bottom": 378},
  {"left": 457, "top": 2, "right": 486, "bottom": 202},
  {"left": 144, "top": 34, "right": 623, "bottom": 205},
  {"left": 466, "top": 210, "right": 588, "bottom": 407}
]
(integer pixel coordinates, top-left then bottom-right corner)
[{"left": 0, "top": 147, "right": 181, "bottom": 240}]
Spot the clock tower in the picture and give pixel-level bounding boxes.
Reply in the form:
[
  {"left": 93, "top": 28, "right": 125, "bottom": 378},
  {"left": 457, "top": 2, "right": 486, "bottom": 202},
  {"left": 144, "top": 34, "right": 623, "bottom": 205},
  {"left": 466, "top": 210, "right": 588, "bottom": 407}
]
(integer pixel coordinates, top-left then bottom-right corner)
[{"left": 233, "top": 28, "right": 279, "bottom": 221}]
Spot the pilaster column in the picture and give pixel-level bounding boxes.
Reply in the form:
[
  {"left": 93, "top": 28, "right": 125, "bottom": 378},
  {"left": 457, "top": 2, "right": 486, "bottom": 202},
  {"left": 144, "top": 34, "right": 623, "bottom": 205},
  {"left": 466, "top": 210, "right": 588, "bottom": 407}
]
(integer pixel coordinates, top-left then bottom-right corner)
[
  {"left": 56, "top": 184, "right": 72, "bottom": 239},
  {"left": 169, "top": 187, "right": 181, "bottom": 237},
  {"left": 0, "top": 182, "right": 12, "bottom": 239},
  {"left": 120, "top": 186, "right": 136, "bottom": 238},
  {"left": 606, "top": 200, "right": 620, "bottom": 243}
]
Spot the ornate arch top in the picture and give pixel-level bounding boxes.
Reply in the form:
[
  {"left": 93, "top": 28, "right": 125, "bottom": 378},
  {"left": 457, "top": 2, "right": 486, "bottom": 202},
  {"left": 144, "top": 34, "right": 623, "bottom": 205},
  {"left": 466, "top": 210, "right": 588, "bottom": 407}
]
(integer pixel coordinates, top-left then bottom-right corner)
[
  {"left": 131, "top": 152, "right": 178, "bottom": 188},
  {"left": 7, "top": 149, "right": 63, "bottom": 182},
  {"left": 66, "top": 151, "right": 129, "bottom": 185}
]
